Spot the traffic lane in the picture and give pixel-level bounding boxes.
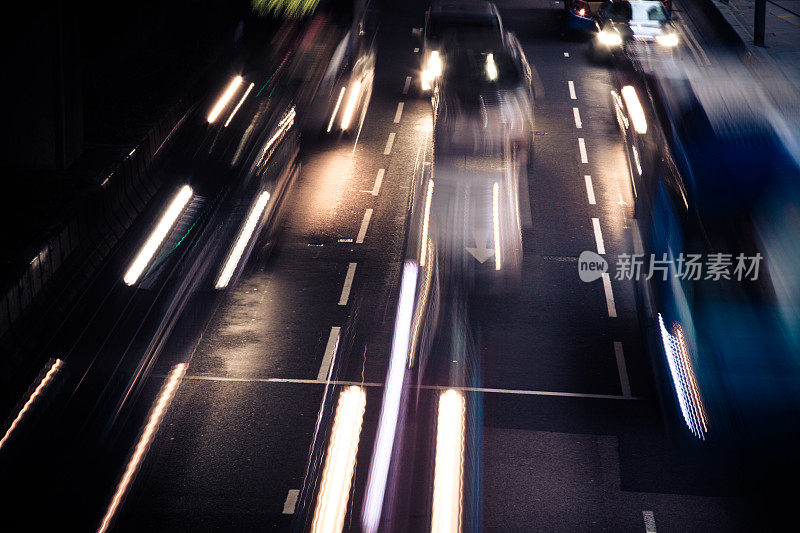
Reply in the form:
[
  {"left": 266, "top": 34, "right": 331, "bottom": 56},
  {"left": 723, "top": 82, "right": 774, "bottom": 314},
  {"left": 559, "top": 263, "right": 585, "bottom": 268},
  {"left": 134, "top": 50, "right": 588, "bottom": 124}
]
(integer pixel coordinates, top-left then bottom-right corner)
[
  {"left": 114, "top": 24, "right": 431, "bottom": 533},
  {"left": 482, "top": 412, "right": 757, "bottom": 532},
  {"left": 115, "top": 379, "right": 321, "bottom": 531}
]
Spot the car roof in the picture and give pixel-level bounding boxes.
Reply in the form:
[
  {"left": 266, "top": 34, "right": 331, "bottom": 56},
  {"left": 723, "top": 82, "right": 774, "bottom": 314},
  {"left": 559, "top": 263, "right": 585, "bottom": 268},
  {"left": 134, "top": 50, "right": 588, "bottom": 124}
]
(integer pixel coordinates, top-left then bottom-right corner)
[{"left": 430, "top": 0, "right": 497, "bottom": 18}]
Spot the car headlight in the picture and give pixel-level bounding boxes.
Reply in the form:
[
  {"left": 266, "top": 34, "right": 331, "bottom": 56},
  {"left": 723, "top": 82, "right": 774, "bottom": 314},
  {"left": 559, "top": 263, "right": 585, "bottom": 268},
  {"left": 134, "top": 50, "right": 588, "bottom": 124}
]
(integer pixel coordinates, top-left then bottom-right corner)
[
  {"left": 429, "top": 50, "right": 442, "bottom": 77},
  {"left": 656, "top": 32, "right": 679, "bottom": 47},
  {"left": 598, "top": 31, "right": 623, "bottom": 46}
]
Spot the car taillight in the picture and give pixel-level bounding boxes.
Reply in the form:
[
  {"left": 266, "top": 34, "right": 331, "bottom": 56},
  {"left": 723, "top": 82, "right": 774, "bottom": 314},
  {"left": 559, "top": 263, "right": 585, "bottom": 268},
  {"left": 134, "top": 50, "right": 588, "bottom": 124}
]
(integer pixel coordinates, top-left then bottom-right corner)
[{"left": 571, "top": 0, "right": 591, "bottom": 17}]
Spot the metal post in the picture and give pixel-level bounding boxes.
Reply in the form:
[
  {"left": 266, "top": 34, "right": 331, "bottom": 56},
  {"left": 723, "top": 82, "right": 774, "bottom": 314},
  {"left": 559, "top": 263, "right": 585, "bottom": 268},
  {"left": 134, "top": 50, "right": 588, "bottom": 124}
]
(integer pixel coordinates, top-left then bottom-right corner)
[{"left": 754, "top": 0, "right": 766, "bottom": 46}]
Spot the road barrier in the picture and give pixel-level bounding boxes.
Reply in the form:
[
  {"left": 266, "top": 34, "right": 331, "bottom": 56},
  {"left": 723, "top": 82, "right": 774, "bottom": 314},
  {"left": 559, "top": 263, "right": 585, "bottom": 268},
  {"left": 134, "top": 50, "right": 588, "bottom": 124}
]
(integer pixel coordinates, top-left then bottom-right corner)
[{"left": 0, "top": 100, "right": 190, "bottom": 343}]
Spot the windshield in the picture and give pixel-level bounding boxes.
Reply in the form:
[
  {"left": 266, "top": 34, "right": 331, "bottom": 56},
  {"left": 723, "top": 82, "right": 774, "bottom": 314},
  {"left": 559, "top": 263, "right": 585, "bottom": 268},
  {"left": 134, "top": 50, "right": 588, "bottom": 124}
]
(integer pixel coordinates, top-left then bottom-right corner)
[
  {"left": 602, "top": 1, "right": 633, "bottom": 22},
  {"left": 443, "top": 50, "right": 522, "bottom": 87},
  {"left": 631, "top": 3, "right": 668, "bottom": 22}
]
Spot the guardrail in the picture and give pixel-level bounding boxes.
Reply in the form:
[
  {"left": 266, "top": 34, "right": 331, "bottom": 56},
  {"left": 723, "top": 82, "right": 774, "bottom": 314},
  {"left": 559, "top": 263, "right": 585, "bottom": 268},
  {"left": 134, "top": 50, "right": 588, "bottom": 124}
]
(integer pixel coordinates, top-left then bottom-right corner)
[{"left": 0, "top": 100, "right": 190, "bottom": 342}]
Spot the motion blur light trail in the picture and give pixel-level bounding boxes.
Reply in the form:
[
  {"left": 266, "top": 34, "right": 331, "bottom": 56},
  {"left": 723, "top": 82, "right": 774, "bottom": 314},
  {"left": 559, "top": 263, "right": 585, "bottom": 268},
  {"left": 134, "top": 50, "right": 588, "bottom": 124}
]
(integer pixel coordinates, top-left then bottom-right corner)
[
  {"left": 224, "top": 82, "right": 255, "bottom": 128},
  {"left": 492, "top": 181, "right": 501, "bottom": 271},
  {"left": 124, "top": 185, "right": 193, "bottom": 286},
  {"left": 0, "top": 359, "right": 63, "bottom": 452},
  {"left": 659, "top": 314, "right": 708, "bottom": 439},
  {"left": 328, "top": 87, "right": 347, "bottom": 133},
  {"left": 207, "top": 75, "right": 244, "bottom": 124},
  {"left": 621, "top": 85, "right": 647, "bottom": 134},
  {"left": 311, "top": 386, "right": 367, "bottom": 533},
  {"left": 431, "top": 389, "right": 465, "bottom": 533},
  {"left": 215, "top": 191, "right": 271, "bottom": 289},
  {"left": 341, "top": 80, "right": 362, "bottom": 131},
  {"left": 362, "top": 261, "right": 419, "bottom": 532},
  {"left": 97, "top": 363, "right": 186, "bottom": 533}
]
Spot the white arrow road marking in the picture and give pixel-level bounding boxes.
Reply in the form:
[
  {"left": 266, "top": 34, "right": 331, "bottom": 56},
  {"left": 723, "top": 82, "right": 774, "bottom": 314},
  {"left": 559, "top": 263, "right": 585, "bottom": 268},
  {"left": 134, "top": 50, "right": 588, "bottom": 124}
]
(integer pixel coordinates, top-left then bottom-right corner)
[{"left": 466, "top": 231, "right": 495, "bottom": 263}]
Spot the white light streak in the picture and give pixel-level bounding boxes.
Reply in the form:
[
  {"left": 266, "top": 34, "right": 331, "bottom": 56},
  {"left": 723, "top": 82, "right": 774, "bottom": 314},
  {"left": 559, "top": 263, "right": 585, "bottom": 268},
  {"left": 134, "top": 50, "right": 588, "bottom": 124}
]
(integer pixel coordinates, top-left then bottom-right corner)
[
  {"left": 658, "top": 315, "right": 707, "bottom": 439},
  {"left": 124, "top": 185, "right": 193, "bottom": 286},
  {"left": 420, "top": 179, "right": 435, "bottom": 267},
  {"left": 208, "top": 75, "right": 243, "bottom": 123},
  {"left": 492, "top": 181, "right": 501, "bottom": 271},
  {"left": 621, "top": 85, "right": 647, "bottom": 134},
  {"left": 362, "top": 261, "right": 419, "bottom": 532},
  {"left": 224, "top": 82, "right": 254, "bottom": 127},
  {"left": 215, "top": 191, "right": 271, "bottom": 289},
  {"left": 0, "top": 359, "right": 63, "bottom": 451},
  {"left": 311, "top": 386, "right": 367, "bottom": 533},
  {"left": 341, "top": 80, "right": 362, "bottom": 131},
  {"left": 98, "top": 363, "right": 186, "bottom": 533},
  {"left": 431, "top": 389, "right": 465, "bottom": 533},
  {"left": 328, "top": 87, "right": 347, "bottom": 133}
]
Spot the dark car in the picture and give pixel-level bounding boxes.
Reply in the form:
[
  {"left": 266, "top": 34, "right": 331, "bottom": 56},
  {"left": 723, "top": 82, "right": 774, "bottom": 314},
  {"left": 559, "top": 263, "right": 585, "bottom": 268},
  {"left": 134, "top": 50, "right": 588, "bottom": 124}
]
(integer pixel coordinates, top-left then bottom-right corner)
[{"left": 590, "top": 0, "right": 678, "bottom": 62}]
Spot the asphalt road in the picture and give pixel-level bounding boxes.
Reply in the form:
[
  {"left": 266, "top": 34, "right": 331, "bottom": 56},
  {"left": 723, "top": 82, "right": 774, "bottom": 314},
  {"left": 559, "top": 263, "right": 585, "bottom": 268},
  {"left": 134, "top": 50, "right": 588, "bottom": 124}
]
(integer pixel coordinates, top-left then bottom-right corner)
[{"left": 0, "top": 0, "right": 783, "bottom": 531}]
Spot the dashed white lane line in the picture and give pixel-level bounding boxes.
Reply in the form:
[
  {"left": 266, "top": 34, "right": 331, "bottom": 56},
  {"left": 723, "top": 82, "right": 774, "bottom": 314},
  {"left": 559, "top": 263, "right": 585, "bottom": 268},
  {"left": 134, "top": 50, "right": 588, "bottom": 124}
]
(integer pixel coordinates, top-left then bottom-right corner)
[
  {"left": 573, "top": 107, "right": 582, "bottom": 128},
  {"left": 643, "top": 511, "right": 657, "bottom": 533},
  {"left": 384, "top": 132, "right": 396, "bottom": 155},
  {"left": 568, "top": 80, "right": 577, "bottom": 99},
  {"left": 578, "top": 137, "right": 588, "bottom": 163},
  {"left": 338, "top": 263, "right": 357, "bottom": 305},
  {"left": 356, "top": 209, "right": 373, "bottom": 243},
  {"left": 370, "top": 168, "right": 385, "bottom": 196},
  {"left": 584, "top": 175, "right": 596, "bottom": 204},
  {"left": 393, "top": 102, "right": 404, "bottom": 123},
  {"left": 601, "top": 273, "right": 617, "bottom": 317},
  {"left": 317, "top": 326, "right": 341, "bottom": 380},
  {"left": 403, "top": 76, "right": 412, "bottom": 94},
  {"left": 613, "top": 341, "right": 632, "bottom": 398},
  {"left": 414, "top": 47, "right": 420, "bottom": 53},
  {"left": 283, "top": 489, "right": 300, "bottom": 514},
  {"left": 564, "top": 52, "right": 570, "bottom": 57},
  {"left": 592, "top": 217, "right": 605, "bottom": 255}
]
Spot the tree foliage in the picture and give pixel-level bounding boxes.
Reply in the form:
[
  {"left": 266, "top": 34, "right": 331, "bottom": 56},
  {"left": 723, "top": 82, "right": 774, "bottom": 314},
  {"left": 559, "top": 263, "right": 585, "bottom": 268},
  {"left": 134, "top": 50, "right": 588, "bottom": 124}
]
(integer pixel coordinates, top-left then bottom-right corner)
[{"left": 251, "top": 0, "right": 321, "bottom": 18}]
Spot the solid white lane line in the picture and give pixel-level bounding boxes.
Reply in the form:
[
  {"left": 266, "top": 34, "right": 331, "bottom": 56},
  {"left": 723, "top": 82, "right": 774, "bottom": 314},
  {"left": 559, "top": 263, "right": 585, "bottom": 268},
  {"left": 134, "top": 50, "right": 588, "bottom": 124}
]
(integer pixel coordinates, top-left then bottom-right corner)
[
  {"left": 403, "top": 76, "right": 412, "bottom": 94},
  {"left": 383, "top": 132, "right": 396, "bottom": 155},
  {"left": 643, "top": 511, "right": 657, "bottom": 533},
  {"left": 338, "top": 263, "right": 357, "bottom": 305},
  {"left": 601, "top": 273, "right": 617, "bottom": 317},
  {"left": 592, "top": 218, "right": 605, "bottom": 255},
  {"left": 317, "top": 327, "right": 342, "bottom": 381},
  {"left": 356, "top": 209, "right": 373, "bottom": 243},
  {"left": 578, "top": 138, "right": 588, "bottom": 163},
  {"left": 573, "top": 107, "right": 582, "bottom": 128},
  {"left": 283, "top": 490, "right": 300, "bottom": 514},
  {"left": 568, "top": 80, "right": 577, "bottom": 99},
  {"left": 614, "top": 342, "right": 632, "bottom": 398},
  {"left": 371, "top": 168, "right": 385, "bottom": 196},
  {"left": 564, "top": 52, "right": 570, "bottom": 57},
  {"left": 393, "top": 102, "right": 404, "bottom": 123},
  {"left": 584, "top": 175, "right": 596, "bottom": 204},
  {"left": 177, "top": 375, "right": 639, "bottom": 399}
]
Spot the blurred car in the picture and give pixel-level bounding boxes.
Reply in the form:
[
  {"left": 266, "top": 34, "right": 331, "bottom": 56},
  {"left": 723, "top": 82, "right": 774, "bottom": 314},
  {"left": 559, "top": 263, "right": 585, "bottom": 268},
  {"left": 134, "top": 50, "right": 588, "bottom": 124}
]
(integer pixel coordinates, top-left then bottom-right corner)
[
  {"left": 633, "top": 67, "right": 800, "bottom": 467},
  {"left": 426, "top": 40, "right": 532, "bottom": 293},
  {"left": 590, "top": 0, "right": 679, "bottom": 62},
  {"left": 565, "top": 0, "right": 671, "bottom": 31},
  {"left": 416, "top": 0, "right": 505, "bottom": 92},
  {"left": 432, "top": 37, "right": 534, "bottom": 157}
]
